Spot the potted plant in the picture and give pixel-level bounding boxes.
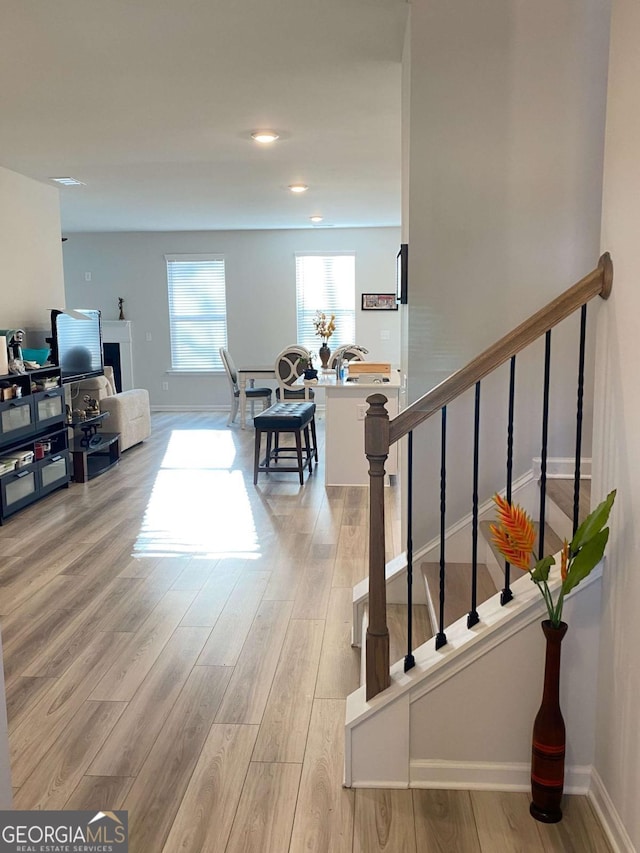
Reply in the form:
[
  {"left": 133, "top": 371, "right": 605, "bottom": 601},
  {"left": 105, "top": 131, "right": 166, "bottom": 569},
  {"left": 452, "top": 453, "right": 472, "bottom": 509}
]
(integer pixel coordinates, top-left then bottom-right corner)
[
  {"left": 300, "top": 354, "right": 318, "bottom": 380},
  {"left": 490, "top": 489, "right": 616, "bottom": 823}
]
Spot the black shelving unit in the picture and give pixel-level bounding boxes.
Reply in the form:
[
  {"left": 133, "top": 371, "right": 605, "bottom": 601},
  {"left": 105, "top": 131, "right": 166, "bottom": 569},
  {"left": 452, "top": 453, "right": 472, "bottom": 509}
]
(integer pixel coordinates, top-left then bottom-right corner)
[{"left": 0, "top": 367, "right": 70, "bottom": 523}]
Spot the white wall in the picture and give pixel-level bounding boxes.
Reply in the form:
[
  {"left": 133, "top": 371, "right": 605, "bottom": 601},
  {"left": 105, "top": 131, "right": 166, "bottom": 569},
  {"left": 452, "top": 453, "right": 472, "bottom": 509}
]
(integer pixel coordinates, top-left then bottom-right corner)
[
  {"left": 0, "top": 164, "right": 66, "bottom": 806},
  {"left": 405, "top": 0, "right": 610, "bottom": 546},
  {"left": 0, "top": 166, "right": 65, "bottom": 330},
  {"left": 593, "top": 0, "right": 640, "bottom": 848},
  {"left": 62, "top": 227, "right": 401, "bottom": 408}
]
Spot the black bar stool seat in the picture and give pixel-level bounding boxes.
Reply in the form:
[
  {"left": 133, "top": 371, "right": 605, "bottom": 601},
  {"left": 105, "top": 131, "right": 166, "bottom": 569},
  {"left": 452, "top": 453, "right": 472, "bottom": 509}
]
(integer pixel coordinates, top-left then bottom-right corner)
[{"left": 253, "top": 402, "right": 318, "bottom": 485}]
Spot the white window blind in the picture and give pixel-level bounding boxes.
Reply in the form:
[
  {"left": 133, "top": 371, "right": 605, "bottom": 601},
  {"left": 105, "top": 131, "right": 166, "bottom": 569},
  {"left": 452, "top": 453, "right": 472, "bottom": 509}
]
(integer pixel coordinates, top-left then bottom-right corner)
[
  {"left": 166, "top": 254, "right": 228, "bottom": 371},
  {"left": 295, "top": 254, "right": 356, "bottom": 355}
]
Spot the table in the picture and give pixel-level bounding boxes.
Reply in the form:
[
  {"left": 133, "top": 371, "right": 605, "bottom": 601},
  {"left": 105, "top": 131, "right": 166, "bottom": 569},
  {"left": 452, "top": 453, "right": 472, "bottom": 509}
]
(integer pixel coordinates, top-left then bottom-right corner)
[
  {"left": 71, "top": 432, "right": 120, "bottom": 482},
  {"left": 295, "top": 371, "right": 402, "bottom": 485},
  {"left": 237, "top": 366, "right": 276, "bottom": 429}
]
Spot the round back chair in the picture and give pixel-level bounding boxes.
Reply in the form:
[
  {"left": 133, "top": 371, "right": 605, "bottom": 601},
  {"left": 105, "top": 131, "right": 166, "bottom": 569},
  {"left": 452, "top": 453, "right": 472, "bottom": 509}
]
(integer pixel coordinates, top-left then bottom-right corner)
[
  {"left": 274, "top": 345, "right": 314, "bottom": 400},
  {"left": 328, "top": 344, "right": 368, "bottom": 369}
]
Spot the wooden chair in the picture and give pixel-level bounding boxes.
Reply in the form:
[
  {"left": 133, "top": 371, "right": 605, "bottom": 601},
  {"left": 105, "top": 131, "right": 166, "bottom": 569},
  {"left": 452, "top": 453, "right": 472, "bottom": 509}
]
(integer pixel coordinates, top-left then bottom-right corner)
[
  {"left": 220, "top": 347, "right": 272, "bottom": 426},
  {"left": 328, "top": 344, "right": 368, "bottom": 369},
  {"left": 274, "top": 345, "right": 315, "bottom": 401}
]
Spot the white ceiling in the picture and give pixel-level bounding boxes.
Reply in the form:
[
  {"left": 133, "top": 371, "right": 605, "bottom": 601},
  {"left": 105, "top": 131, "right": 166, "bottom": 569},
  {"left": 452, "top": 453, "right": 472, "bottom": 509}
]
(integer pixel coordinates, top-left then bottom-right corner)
[{"left": 0, "top": 0, "right": 407, "bottom": 233}]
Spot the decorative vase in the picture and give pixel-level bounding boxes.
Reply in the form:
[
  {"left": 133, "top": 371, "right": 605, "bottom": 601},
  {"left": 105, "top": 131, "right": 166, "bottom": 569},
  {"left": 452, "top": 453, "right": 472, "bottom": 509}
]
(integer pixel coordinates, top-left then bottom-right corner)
[
  {"left": 530, "top": 619, "right": 568, "bottom": 824},
  {"left": 319, "top": 342, "right": 331, "bottom": 369}
]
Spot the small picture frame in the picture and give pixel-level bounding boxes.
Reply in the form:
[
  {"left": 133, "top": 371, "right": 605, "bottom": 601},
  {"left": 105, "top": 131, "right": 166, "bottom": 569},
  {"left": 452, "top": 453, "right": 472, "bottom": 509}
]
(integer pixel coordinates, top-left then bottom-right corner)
[{"left": 361, "top": 293, "right": 398, "bottom": 311}]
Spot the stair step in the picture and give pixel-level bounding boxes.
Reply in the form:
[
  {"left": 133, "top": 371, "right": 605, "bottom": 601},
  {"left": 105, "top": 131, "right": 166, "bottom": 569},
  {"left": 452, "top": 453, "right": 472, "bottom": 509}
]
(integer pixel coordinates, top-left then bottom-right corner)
[
  {"left": 545, "top": 478, "right": 591, "bottom": 525},
  {"left": 359, "top": 603, "right": 431, "bottom": 687},
  {"left": 421, "top": 562, "right": 497, "bottom": 630},
  {"left": 480, "top": 520, "right": 564, "bottom": 569}
]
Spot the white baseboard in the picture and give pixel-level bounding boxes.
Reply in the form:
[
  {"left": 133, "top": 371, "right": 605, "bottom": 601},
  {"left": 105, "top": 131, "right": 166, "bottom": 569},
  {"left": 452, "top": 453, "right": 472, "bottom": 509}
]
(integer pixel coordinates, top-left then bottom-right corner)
[
  {"left": 150, "top": 404, "right": 228, "bottom": 412},
  {"left": 589, "top": 768, "right": 637, "bottom": 853},
  {"left": 410, "top": 759, "right": 592, "bottom": 794}
]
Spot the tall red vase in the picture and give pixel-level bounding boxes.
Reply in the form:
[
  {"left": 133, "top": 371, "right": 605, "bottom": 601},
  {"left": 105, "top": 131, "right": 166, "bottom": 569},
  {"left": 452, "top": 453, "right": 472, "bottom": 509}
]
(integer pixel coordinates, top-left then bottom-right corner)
[{"left": 530, "top": 619, "right": 568, "bottom": 823}]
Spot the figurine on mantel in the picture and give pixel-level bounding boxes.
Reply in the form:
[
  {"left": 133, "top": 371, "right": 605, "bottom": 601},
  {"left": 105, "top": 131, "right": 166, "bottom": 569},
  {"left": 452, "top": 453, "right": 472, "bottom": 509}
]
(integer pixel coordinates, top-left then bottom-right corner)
[{"left": 118, "top": 297, "right": 125, "bottom": 321}]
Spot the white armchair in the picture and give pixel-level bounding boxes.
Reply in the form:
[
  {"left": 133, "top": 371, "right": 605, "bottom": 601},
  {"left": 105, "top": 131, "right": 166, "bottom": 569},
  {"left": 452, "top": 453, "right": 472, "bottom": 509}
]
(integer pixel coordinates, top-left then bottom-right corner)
[{"left": 75, "top": 367, "right": 151, "bottom": 452}]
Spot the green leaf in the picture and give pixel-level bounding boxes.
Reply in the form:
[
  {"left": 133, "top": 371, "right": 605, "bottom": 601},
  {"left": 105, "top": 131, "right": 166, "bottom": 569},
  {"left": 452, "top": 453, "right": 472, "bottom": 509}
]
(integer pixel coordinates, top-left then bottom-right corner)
[
  {"left": 563, "top": 527, "right": 610, "bottom": 594},
  {"left": 571, "top": 490, "right": 616, "bottom": 553},
  {"left": 531, "top": 555, "right": 554, "bottom": 582}
]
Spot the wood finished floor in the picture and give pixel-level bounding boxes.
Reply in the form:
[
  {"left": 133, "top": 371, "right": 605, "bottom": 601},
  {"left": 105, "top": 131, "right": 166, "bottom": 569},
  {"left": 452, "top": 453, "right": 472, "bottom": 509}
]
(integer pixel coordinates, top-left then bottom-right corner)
[{"left": 0, "top": 412, "right": 611, "bottom": 852}]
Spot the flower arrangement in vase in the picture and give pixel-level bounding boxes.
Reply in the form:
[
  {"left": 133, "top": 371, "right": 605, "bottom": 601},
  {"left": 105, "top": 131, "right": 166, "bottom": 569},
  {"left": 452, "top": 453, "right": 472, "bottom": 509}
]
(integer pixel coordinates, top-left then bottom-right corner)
[
  {"left": 490, "top": 489, "right": 616, "bottom": 823},
  {"left": 313, "top": 311, "right": 336, "bottom": 369}
]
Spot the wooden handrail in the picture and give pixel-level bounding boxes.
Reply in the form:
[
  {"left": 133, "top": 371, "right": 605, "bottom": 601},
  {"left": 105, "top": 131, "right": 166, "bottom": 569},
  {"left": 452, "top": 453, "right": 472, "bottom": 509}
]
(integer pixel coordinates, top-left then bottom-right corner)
[{"left": 389, "top": 253, "right": 613, "bottom": 445}]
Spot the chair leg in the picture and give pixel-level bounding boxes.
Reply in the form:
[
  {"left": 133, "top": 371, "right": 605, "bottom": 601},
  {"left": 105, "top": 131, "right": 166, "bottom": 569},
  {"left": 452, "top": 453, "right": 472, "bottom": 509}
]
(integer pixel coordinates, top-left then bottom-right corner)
[
  {"left": 253, "top": 429, "right": 262, "bottom": 484},
  {"left": 303, "top": 425, "right": 313, "bottom": 473},
  {"left": 228, "top": 395, "right": 239, "bottom": 426},
  {"left": 294, "top": 429, "right": 304, "bottom": 485},
  {"left": 265, "top": 432, "right": 273, "bottom": 469},
  {"left": 310, "top": 415, "right": 318, "bottom": 462},
  {"left": 250, "top": 399, "right": 255, "bottom": 418}
]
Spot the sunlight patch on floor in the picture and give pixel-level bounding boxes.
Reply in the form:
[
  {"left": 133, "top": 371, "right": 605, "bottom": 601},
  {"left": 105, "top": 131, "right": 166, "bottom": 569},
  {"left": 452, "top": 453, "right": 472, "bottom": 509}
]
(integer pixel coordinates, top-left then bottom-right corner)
[{"left": 134, "top": 430, "right": 259, "bottom": 557}]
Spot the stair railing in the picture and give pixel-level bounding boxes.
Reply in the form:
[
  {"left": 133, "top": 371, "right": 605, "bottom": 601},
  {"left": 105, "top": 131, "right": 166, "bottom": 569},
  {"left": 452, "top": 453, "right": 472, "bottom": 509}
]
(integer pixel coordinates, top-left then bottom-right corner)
[{"left": 364, "top": 253, "right": 613, "bottom": 701}]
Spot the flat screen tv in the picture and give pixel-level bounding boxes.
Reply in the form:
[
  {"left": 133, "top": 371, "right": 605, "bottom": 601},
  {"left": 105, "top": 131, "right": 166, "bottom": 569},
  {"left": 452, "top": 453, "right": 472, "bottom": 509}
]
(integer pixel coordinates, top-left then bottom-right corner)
[{"left": 51, "top": 309, "right": 104, "bottom": 384}]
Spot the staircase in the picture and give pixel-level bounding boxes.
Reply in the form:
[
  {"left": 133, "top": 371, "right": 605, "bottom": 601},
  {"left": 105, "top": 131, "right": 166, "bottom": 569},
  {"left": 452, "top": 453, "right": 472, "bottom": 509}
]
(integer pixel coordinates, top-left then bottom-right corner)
[{"left": 345, "top": 256, "right": 612, "bottom": 791}]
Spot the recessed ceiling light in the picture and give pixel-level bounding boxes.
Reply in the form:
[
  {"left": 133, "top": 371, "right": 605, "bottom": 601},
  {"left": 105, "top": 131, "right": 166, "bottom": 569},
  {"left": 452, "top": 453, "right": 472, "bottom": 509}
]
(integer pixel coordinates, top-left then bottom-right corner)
[
  {"left": 251, "top": 130, "right": 279, "bottom": 144},
  {"left": 50, "top": 177, "right": 86, "bottom": 186},
  {"left": 289, "top": 184, "right": 308, "bottom": 193},
  {"left": 310, "top": 216, "right": 323, "bottom": 223}
]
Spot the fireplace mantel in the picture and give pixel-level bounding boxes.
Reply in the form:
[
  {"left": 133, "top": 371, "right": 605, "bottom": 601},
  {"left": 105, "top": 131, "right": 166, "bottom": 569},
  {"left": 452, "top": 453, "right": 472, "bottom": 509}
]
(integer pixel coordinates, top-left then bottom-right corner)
[{"left": 102, "top": 321, "right": 134, "bottom": 390}]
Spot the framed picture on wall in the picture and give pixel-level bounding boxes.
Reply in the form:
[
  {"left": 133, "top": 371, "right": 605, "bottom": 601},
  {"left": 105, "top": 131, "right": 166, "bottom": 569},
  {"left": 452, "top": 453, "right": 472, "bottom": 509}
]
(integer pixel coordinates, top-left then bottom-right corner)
[{"left": 361, "top": 293, "right": 398, "bottom": 311}]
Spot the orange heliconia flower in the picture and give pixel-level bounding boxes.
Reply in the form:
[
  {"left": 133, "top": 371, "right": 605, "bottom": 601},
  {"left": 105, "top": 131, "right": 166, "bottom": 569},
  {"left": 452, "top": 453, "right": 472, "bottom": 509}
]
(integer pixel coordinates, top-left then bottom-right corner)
[
  {"left": 489, "top": 494, "right": 536, "bottom": 572},
  {"left": 560, "top": 539, "right": 569, "bottom": 581}
]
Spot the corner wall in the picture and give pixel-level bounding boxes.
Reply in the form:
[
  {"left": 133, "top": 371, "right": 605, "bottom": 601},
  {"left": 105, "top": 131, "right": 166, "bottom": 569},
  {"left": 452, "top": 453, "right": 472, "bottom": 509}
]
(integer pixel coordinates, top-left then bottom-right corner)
[
  {"left": 405, "top": 0, "right": 610, "bottom": 547},
  {"left": 593, "top": 0, "right": 640, "bottom": 848},
  {"left": 0, "top": 166, "right": 65, "bottom": 329}
]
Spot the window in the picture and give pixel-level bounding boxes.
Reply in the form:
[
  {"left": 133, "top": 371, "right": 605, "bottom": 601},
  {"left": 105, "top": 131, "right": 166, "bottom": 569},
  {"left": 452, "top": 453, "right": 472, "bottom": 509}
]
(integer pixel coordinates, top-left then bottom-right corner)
[
  {"left": 166, "top": 254, "right": 228, "bottom": 371},
  {"left": 295, "top": 254, "right": 356, "bottom": 354}
]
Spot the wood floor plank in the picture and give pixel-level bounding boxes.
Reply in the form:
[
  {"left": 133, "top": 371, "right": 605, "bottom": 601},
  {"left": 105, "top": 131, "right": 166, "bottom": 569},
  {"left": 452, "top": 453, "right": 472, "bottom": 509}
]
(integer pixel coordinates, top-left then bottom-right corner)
[
  {"left": 353, "top": 789, "right": 417, "bottom": 853},
  {"left": 289, "top": 698, "right": 355, "bottom": 853},
  {"left": 262, "top": 533, "right": 313, "bottom": 602},
  {"left": 536, "top": 795, "right": 614, "bottom": 852},
  {"left": 179, "top": 561, "right": 241, "bottom": 627},
  {"left": 162, "top": 724, "right": 259, "bottom": 853},
  {"left": 315, "top": 588, "right": 361, "bottom": 699},
  {"left": 64, "top": 775, "right": 134, "bottom": 810},
  {"left": 253, "top": 619, "right": 324, "bottom": 762},
  {"left": 10, "top": 631, "right": 132, "bottom": 786},
  {"left": 124, "top": 665, "right": 232, "bottom": 852},
  {"left": 13, "top": 700, "right": 127, "bottom": 810},
  {"left": 291, "top": 555, "right": 334, "bottom": 620},
  {"left": 196, "top": 571, "right": 270, "bottom": 666},
  {"left": 225, "top": 762, "right": 302, "bottom": 853},
  {"left": 388, "top": 604, "right": 431, "bottom": 663},
  {"left": 88, "top": 626, "right": 210, "bottom": 776},
  {"left": 4, "top": 675, "right": 57, "bottom": 733},
  {"left": 471, "top": 790, "right": 543, "bottom": 853},
  {"left": 89, "top": 589, "right": 198, "bottom": 701},
  {"left": 413, "top": 789, "right": 481, "bottom": 852},
  {"left": 215, "top": 599, "right": 293, "bottom": 725}
]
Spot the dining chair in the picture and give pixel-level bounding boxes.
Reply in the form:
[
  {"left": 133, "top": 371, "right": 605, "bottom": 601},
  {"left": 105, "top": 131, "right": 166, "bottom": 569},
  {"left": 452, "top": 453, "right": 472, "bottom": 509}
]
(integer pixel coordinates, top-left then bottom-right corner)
[
  {"left": 274, "top": 345, "right": 315, "bottom": 401},
  {"left": 328, "top": 344, "right": 369, "bottom": 369},
  {"left": 220, "top": 347, "right": 272, "bottom": 426}
]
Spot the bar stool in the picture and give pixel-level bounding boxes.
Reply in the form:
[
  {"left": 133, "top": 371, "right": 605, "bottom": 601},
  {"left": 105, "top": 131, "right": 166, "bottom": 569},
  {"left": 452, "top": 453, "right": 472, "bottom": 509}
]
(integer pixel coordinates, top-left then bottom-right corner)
[{"left": 253, "top": 402, "right": 318, "bottom": 485}]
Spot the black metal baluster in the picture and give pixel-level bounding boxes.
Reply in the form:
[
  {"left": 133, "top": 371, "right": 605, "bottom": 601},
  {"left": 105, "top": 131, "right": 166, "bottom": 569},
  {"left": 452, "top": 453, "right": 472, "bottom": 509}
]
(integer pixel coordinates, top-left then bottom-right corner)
[
  {"left": 404, "top": 430, "right": 415, "bottom": 672},
  {"left": 468, "top": 382, "right": 480, "bottom": 628},
  {"left": 501, "top": 356, "right": 516, "bottom": 605},
  {"left": 539, "top": 331, "right": 552, "bottom": 558},
  {"left": 435, "top": 406, "right": 447, "bottom": 650},
  {"left": 573, "top": 305, "right": 587, "bottom": 535}
]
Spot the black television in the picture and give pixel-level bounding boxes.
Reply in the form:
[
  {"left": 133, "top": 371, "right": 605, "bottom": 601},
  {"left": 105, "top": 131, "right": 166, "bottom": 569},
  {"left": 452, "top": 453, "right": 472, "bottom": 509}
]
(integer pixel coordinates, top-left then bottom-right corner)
[{"left": 51, "top": 309, "right": 104, "bottom": 384}]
